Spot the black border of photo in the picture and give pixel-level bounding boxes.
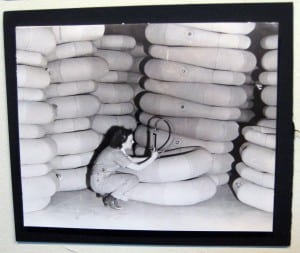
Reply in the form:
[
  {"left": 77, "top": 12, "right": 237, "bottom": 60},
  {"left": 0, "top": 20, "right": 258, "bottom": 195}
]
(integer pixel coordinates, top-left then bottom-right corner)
[{"left": 3, "top": 2, "right": 294, "bottom": 246}]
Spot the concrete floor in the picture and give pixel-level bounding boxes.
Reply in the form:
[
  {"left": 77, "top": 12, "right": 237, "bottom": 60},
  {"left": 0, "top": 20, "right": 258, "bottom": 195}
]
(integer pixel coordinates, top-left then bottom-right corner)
[{"left": 24, "top": 184, "right": 273, "bottom": 231}]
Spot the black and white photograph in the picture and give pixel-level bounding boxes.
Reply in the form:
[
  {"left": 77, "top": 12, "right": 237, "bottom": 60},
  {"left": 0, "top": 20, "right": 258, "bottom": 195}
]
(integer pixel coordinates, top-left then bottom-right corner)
[{"left": 4, "top": 3, "right": 293, "bottom": 246}]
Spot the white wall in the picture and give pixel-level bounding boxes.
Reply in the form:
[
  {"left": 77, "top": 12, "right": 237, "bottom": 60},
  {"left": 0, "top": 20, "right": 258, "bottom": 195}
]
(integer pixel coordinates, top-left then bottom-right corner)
[{"left": 0, "top": 0, "right": 299, "bottom": 252}]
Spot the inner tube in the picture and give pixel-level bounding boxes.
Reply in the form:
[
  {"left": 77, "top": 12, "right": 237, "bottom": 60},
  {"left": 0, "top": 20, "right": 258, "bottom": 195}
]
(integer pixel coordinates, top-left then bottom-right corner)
[
  {"left": 232, "top": 177, "right": 274, "bottom": 212},
  {"left": 127, "top": 176, "right": 217, "bottom": 206},
  {"left": 125, "top": 149, "right": 213, "bottom": 183},
  {"left": 145, "top": 23, "right": 251, "bottom": 49}
]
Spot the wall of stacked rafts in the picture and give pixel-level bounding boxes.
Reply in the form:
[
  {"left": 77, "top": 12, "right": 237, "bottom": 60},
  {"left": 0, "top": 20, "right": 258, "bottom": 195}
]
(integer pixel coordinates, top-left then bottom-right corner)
[{"left": 15, "top": 22, "right": 278, "bottom": 213}]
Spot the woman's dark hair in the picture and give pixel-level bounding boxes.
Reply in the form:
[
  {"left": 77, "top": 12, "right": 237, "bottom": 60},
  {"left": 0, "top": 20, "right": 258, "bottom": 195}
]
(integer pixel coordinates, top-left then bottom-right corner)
[
  {"left": 109, "top": 126, "right": 133, "bottom": 148},
  {"left": 86, "top": 126, "right": 133, "bottom": 189}
]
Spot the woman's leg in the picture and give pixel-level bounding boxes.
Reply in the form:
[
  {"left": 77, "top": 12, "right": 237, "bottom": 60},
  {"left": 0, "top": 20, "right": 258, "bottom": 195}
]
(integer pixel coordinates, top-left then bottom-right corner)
[{"left": 100, "top": 173, "right": 139, "bottom": 201}]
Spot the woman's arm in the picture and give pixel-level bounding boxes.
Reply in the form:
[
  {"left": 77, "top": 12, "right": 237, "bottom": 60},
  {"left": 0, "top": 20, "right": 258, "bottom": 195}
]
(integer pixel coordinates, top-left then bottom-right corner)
[
  {"left": 128, "top": 156, "right": 150, "bottom": 163},
  {"left": 126, "top": 151, "right": 158, "bottom": 171}
]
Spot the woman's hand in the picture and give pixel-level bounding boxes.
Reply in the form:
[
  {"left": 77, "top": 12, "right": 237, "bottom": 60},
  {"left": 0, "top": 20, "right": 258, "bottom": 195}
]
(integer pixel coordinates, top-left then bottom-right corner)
[{"left": 151, "top": 150, "right": 159, "bottom": 160}]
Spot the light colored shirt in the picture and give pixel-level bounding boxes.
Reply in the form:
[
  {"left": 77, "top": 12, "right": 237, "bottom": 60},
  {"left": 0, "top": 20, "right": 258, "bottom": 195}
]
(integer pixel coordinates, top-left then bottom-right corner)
[{"left": 92, "top": 146, "right": 132, "bottom": 173}]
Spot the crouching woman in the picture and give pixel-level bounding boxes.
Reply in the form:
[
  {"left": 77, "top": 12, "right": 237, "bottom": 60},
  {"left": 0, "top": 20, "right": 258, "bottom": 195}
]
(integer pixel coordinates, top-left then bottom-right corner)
[{"left": 87, "top": 126, "right": 158, "bottom": 210}]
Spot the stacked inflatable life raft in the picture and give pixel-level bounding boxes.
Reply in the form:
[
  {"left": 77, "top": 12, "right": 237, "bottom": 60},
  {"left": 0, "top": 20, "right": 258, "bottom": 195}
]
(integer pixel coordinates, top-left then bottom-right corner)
[
  {"left": 130, "top": 23, "right": 257, "bottom": 202},
  {"left": 233, "top": 32, "right": 278, "bottom": 213},
  {"left": 16, "top": 25, "right": 107, "bottom": 212},
  {"left": 46, "top": 26, "right": 111, "bottom": 198},
  {"left": 16, "top": 27, "right": 58, "bottom": 213},
  {"left": 91, "top": 34, "right": 138, "bottom": 134}
]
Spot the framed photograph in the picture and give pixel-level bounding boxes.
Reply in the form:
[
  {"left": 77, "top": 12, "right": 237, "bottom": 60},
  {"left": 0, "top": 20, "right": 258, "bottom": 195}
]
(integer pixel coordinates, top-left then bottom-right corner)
[{"left": 4, "top": 2, "right": 293, "bottom": 246}]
